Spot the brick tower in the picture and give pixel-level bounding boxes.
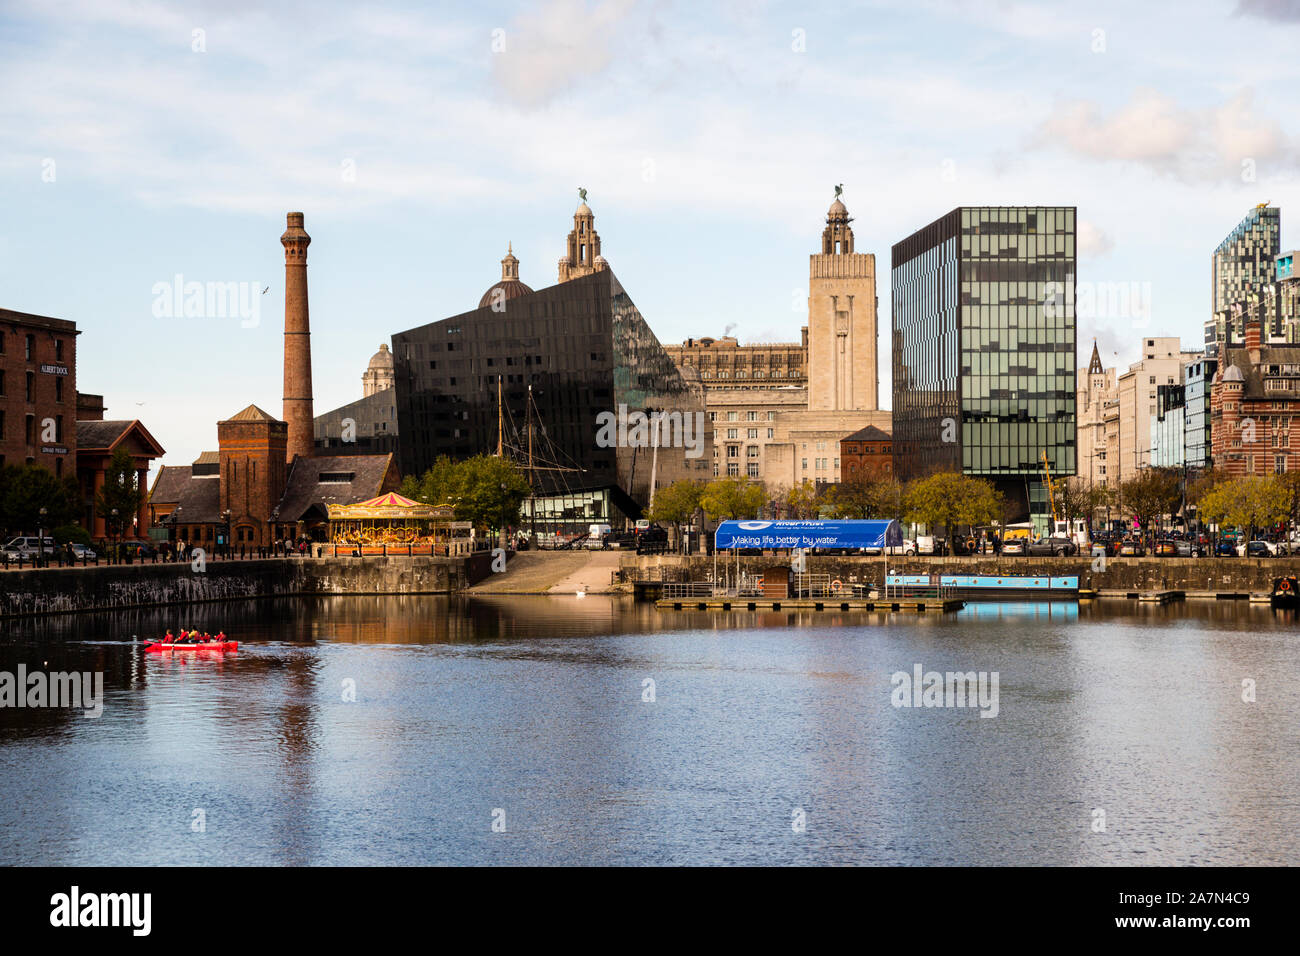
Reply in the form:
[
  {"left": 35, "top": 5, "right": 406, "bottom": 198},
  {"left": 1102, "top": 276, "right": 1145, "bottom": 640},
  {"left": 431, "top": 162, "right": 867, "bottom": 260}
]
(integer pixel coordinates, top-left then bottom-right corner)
[
  {"left": 217, "top": 404, "right": 288, "bottom": 547},
  {"left": 281, "top": 211, "right": 314, "bottom": 463}
]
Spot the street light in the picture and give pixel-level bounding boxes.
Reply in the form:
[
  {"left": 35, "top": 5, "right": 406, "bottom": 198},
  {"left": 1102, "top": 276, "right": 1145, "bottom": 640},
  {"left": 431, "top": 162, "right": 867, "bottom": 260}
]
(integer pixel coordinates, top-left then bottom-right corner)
[
  {"left": 222, "top": 509, "right": 233, "bottom": 558},
  {"left": 38, "top": 507, "right": 47, "bottom": 567},
  {"left": 110, "top": 508, "right": 119, "bottom": 563}
]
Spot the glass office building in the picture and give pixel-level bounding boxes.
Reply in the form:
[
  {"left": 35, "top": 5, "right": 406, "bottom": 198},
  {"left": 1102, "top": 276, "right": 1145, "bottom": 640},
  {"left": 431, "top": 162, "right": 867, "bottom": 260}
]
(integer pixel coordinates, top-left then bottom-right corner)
[
  {"left": 1150, "top": 383, "right": 1185, "bottom": 468},
  {"left": 392, "top": 269, "right": 710, "bottom": 532},
  {"left": 1208, "top": 205, "right": 1280, "bottom": 358},
  {"left": 1184, "top": 357, "right": 1217, "bottom": 470},
  {"left": 892, "top": 206, "right": 1076, "bottom": 526}
]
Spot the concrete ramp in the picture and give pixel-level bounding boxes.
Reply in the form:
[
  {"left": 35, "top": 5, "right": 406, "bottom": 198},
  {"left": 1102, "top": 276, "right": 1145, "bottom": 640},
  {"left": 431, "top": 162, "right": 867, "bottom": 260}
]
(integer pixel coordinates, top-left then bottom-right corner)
[{"left": 467, "top": 549, "right": 623, "bottom": 594}]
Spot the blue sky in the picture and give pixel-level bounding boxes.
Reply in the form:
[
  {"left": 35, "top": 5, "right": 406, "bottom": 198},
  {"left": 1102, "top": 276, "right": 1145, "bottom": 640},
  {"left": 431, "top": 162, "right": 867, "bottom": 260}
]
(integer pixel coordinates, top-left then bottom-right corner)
[{"left": 3, "top": 0, "right": 1299, "bottom": 470}]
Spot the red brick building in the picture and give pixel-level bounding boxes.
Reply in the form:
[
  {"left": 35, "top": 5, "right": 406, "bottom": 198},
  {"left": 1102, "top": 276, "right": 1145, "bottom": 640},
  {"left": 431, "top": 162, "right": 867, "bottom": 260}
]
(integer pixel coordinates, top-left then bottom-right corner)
[
  {"left": 150, "top": 404, "right": 398, "bottom": 548},
  {"left": 839, "top": 425, "right": 893, "bottom": 480},
  {"left": 0, "top": 308, "right": 79, "bottom": 477},
  {"left": 1210, "top": 316, "right": 1300, "bottom": 476}
]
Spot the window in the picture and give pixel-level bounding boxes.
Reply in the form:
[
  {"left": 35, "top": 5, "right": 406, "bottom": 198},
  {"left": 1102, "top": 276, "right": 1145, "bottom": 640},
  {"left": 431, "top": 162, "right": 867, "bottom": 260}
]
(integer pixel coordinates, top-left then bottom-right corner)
[
  {"left": 26, "top": 372, "right": 34, "bottom": 402},
  {"left": 727, "top": 462, "right": 739, "bottom": 476},
  {"left": 25, "top": 334, "right": 34, "bottom": 360},
  {"left": 727, "top": 445, "right": 739, "bottom": 458},
  {"left": 1276, "top": 455, "right": 1288, "bottom": 473},
  {"left": 766, "top": 428, "right": 774, "bottom": 439},
  {"left": 747, "top": 446, "right": 759, "bottom": 458},
  {"left": 801, "top": 458, "right": 808, "bottom": 470},
  {"left": 747, "top": 428, "right": 758, "bottom": 439},
  {"left": 55, "top": 339, "right": 63, "bottom": 361},
  {"left": 727, "top": 428, "right": 738, "bottom": 439},
  {"left": 0, "top": 410, "right": 4, "bottom": 438},
  {"left": 767, "top": 411, "right": 776, "bottom": 420},
  {"left": 727, "top": 411, "right": 737, "bottom": 421},
  {"left": 0, "top": 370, "right": 4, "bottom": 396},
  {"left": 746, "top": 411, "right": 757, "bottom": 421},
  {"left": 746, "top": 463, "right": 760, "bottom": 478},
  {"left": 55, "top": 378, "right": 63, "bottom": 402}
]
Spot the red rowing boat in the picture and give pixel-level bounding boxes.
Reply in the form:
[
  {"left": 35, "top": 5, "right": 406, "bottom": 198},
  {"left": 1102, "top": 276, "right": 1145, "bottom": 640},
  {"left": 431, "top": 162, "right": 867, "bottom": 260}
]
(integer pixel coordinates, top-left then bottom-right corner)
[{"left": 144, "top": 641, "right": 238, "bottom": 653}]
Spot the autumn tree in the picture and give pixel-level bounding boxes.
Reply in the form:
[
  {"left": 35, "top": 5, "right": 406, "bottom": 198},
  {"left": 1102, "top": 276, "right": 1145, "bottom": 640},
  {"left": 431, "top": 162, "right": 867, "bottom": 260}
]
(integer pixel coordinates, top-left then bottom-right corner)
[
  {"left": 902, "top": 471, "right": 1002, "bottom": 545},
  {"left": 647, "top": 480, "right": 703, "bottom": 542},
  {"left": 828, "top": 474, "right": 903, "bottom": 520},
  {"left": 1198, "top": 474, "right": 1289, "bottom": 547},
  {"left": 699, "top": 476, "right": 766, "bottom": 522},
  {"left": 1117, "top": 467, "right": 1183, "bottom": 539},
  {"left": 783, "top": 479, "right": 823, "bottom": 519}
]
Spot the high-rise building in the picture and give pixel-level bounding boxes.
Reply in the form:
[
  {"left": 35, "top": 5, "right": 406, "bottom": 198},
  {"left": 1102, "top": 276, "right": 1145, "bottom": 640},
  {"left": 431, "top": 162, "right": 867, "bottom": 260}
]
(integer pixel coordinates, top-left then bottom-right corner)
[
  {"left": 1209, "top": 314, "right": 1300, "bottom": 477},
  {"left": 892, "top": 206, "right": 1077, "bottom": 526},
  {"left": 281, "top": 212, "right": 315, "bottom": 464},
  {"left": 1113, "top": 337, "right": 1202, "bottom": 481},
  {"left": 808, "top": 197, "right": 879, "bottom": 412},
  {"left": 1184, "top": 356, "right": 1217, "bottom": 470},
  {"left": 1207, "top": 204, "right": 1280, "bottom": 357},
  {"left": 1150, "top": 383, "right": 1186, "bottom": 468}
]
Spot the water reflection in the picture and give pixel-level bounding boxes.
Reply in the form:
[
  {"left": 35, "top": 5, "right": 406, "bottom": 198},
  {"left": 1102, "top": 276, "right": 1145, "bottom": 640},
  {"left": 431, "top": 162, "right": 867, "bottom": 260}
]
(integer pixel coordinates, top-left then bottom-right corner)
[{"left": 1, "top": 595, "right": 1297, "bottom": 865}]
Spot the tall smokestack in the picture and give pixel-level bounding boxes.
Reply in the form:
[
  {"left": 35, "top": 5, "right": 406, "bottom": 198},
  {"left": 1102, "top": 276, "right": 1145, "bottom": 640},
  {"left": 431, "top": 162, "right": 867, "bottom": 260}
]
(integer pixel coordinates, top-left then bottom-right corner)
[{"left": 281, "top": 211, "right": 313, "bottom": 463}]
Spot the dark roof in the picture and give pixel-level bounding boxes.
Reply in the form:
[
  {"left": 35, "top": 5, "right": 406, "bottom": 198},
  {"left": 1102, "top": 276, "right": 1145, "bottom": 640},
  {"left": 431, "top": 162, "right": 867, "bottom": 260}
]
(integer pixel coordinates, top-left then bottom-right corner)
[
  {"left": 842, "top": 425, "right": 892, "bottom": 443},
  {"left": 76, "top": 419, "right": 166, "bottom": 456},
  {"left": 149, "top": 465, "right": 193, "bottom": 505},
  {"left": 478, "top": 279, "right": 535, "bottom": 310},
  {"left": 273, "top": 454, "right": 395, "bottom": 522},
  {"left": 174, "top": 475, "right": 221, "bottom": 524},
  {"left": 1222, "top": 346, "right": 1300, "bottom": 399},
  {"left": 0, "top": 307, "right": 78, "bottom": 334}
]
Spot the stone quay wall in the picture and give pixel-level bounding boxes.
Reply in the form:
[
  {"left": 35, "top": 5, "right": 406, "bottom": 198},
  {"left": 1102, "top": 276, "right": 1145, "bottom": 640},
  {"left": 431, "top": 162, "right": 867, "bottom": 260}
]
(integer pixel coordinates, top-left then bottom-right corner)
[{"left": 0, "top": 556, "right": 466, "bottom": 619}]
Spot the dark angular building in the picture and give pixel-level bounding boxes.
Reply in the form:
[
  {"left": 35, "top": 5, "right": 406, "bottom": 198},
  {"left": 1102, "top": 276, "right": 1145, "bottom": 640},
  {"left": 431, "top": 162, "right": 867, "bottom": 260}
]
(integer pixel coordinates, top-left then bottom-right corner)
[
  {"left": 892, "top": 206, "right": 1077, "bottom": 526},
  {"left": 393, "top": 226, "right": 710, "bottom": 532}
]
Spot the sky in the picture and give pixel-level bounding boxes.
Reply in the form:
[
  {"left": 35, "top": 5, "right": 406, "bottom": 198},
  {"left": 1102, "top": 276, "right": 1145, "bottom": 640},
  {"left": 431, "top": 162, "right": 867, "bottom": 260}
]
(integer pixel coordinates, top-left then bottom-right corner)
[{"left": 3, "top": 0, "right": 1300, "bottom": 472}]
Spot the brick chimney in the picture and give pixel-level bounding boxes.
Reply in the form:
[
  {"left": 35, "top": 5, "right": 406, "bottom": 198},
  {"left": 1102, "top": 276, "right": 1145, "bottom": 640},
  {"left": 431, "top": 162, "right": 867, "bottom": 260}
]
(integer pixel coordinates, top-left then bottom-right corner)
[
  {"left": 281, "top": 212, "right": 314, "bottom": 463},
  {"left": 1245, "top": 315, "right": 1262, "bottom": 365}
]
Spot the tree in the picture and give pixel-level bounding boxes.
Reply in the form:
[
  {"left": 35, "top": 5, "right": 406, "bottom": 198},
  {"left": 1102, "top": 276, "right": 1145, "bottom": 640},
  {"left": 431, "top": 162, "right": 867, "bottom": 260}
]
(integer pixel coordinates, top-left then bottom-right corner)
[
  {"left": 94, "top": 448, "right": 144, "bottom": 543},
  {"left": 784, "top": 479, "right": 822, "bottom": 519},
  {"left": 646, "top": 480, "right": 702, "bottom": 543},
  {"left": 902, "top": 472, "right": 1002, "bottom": 545},
  {"left": 1055, "top": 477, "right": 1107, "bottom": 527},
  {"left": 444, "top": 455, "right": 530, "bottom": 533},
  {"left": 827, "top": 474, "right": 903, "bottom": 520},
  {"left": 2, "top": 463, "right": 81, "bottom": 537},
  {"left": 1118, "top": 467, "right": 1182, "bottom": 540},
  {"left": 699, "top": 476, "right": 766, "bottom": 522},
  {"left": 1198, "top": 474, "right": 1289, "bottom": 547},
  {"left": 400, "top": 455, "right": 460, "bottom": 507}
]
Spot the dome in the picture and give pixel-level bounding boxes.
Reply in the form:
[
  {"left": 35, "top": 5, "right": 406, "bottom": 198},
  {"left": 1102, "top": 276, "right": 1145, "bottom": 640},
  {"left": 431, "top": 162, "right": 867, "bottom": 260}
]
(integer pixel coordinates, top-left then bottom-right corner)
[
  {"left": 479, "top": 279, "right": 534, "bottom": 310},
  {"left": 367, "top": 343, "right": 394, "bottom": 369},
  {"left": 1223, "top": 364, "right": 1245, "bottom": 382},
  {"left": 827, "top": 198, "right": 850, "bottom": 220},
  {"left": 576, "top": 201, "right": 593, "bottom": 217}
]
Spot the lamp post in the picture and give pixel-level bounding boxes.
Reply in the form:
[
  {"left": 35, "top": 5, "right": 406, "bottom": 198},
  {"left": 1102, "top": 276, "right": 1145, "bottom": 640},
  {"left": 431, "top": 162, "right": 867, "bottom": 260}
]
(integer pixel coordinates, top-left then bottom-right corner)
[
  {"left": 222, "top": 509, "right": 233, "bottom": 559},
  {"left": 110, "top": 508, "right": 119, "bottom": 564},
  {"left": 38, "top": 507, "right": 47, "bottom": 567}
]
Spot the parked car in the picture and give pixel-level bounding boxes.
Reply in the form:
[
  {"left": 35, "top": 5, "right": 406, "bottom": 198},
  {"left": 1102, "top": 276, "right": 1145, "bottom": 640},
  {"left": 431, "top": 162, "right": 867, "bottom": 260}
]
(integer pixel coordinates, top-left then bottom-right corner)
[
  {"left": 1215, "top": 539, "right": 1239, "bottom": 557},
  {"left": 69, "top": 543, "right": 98, "bottom": 561},
  {"left": 1240, "top": 539, "right": 1277, "bottom": 558},
  {"left": 1118, "top": 538, "right": 1146, "bottom": 557},
  {"left": 2, "top": 535, "right": 56, "bottom": 558},
  {"left": 1001, "top": 538, "right": 1027, "bottom": 556},
  {"left": 1154, "top": 539, "right": 1193, "bottom": 557},
  {"left": 1026, "top": 535, "right": 1078, "bottom": 557},
  {"left": 916, "top": 535, "right": 947, "bottom": 556},
  {"left": 117, "top": 539, "right": 156, "bottom": 558}
]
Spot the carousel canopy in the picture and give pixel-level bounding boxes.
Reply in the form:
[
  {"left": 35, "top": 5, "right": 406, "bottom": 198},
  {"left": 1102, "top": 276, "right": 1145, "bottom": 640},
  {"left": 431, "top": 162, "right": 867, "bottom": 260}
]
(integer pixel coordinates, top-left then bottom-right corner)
[{"left": 327, "top": 493, "right": 455, "bottom": 521}]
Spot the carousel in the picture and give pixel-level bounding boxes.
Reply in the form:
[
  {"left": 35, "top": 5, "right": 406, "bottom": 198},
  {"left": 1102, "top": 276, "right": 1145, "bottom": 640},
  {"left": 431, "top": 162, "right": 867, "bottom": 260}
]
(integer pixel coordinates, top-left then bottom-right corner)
[{"left": 326, "top": 493, "right": 473, "bottom": 555}]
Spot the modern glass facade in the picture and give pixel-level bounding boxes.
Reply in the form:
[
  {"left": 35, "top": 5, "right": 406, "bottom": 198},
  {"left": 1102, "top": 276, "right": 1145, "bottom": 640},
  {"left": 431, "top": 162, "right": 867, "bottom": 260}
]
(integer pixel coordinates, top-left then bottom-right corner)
[
  {"left": 892, "top": 206, "right": 1076, "bottom": 523},
  {"left": 1209, "top": 206, "right": 1280, "bottom": 358},
  {"left": 1184, "top": 357, "right": 1217, "bottom": 469},
  {"left": 392, "top": 269, "right": 710, "bottom": 525},
  {"left": 1150, "top": 383, "right": 1185, "bottom": 468}
]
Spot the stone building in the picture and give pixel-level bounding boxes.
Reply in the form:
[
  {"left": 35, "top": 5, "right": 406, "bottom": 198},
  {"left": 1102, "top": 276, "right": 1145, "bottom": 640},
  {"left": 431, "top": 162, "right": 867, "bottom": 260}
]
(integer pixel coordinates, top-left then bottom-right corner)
[
  {"left": 315, "top": 344, "right": 399, "bottom": 457},
  {"left": 1209, "top": 315, "right": 1300, "bottom": 477},
  {"left": 557, "top": 200, "right": 604, "bottom": 283},
  {"left": 362, "top": 343, "right": 395, "bottom": 396},
  {"left": 76, "top": 415, "right": 165, "bottom": 539},
  {"left": 666, "top": 194, "right": 891, "bottom": 494},
  {"left": 1113, "top": 337, "right": 1201, "bottom": 482},
  {"left": 1076, "top": 342, "right": 1116, "bottom": 488}
]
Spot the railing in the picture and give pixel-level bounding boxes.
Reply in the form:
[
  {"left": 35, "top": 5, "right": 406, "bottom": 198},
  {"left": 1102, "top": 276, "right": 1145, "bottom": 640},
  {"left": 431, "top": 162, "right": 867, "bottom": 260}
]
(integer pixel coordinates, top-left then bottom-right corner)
[
  {"left": 662, "top": 582, "right": 716, "bottom": 599},
  {"left": 793, "top": 572, "right": 833, "bottom": 597},
  {"left": 882, "top": 581, "right": 956, "bottom": 600}
]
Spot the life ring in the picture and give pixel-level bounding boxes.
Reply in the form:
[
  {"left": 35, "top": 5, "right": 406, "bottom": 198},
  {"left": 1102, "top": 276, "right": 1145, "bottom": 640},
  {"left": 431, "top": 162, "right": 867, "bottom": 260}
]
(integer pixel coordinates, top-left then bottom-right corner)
[
  {"left": 830, "top": 579, "right": 842, "bottom": 592},
  {"left": 1282, "top": 579, "right": 1292, "bottom": 591}
]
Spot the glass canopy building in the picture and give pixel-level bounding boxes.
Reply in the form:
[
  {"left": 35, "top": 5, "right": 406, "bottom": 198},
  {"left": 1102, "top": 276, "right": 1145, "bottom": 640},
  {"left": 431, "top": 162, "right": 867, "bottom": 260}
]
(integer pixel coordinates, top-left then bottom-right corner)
[{"left": 892, "top": 206, "right": 1077, "bottom": 526}]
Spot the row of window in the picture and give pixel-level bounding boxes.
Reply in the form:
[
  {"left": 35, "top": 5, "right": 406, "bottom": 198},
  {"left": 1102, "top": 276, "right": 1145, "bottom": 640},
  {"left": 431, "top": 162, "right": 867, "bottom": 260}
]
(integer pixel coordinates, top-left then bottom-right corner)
[
  {"left": 0, "top": 370, "right": 66, "bottom": 402},
  {"left": 709, "top": 410, "right": 778, "bottom": 422},
  {"left": 0, "top": 332, "right": 67, "bottom": 361},
  {"left": 0, "top": 412, "right": 65, "bottom": 442}
]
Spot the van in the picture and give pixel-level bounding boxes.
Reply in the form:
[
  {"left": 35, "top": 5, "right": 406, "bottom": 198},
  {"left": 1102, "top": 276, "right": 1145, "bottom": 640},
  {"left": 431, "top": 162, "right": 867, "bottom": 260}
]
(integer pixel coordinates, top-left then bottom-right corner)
[
  {"left": 3, "top": 536, "right": 56, "bottom": 558},
  {"left": 585, "top": 523, "right": 612, "bottom": 548}
]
